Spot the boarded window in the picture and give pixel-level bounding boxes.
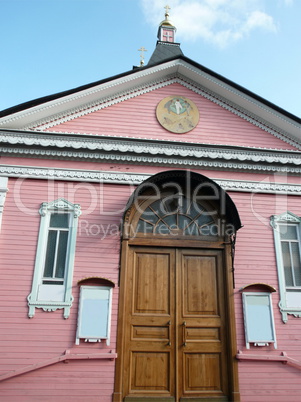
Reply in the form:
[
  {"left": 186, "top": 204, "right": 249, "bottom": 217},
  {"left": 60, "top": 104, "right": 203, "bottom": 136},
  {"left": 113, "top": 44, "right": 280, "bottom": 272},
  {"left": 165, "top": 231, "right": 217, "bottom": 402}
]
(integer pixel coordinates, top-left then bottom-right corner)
[
  {"left": 242, "top": 292, "right": 277, "bottom": 349},
  {"left": 76, "top": 286, "right": 112, "bottom": 345}
]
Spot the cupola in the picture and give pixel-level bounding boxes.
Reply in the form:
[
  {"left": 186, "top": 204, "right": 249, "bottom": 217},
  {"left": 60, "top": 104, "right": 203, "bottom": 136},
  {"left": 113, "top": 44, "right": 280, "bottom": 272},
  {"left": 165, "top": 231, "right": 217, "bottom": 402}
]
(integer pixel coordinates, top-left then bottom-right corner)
[
  {"left": 157, "top": 5, "right": 176, "bottom": 43},
  {"left": 147, "top": 5, "right": 183, "bottom": 66}
]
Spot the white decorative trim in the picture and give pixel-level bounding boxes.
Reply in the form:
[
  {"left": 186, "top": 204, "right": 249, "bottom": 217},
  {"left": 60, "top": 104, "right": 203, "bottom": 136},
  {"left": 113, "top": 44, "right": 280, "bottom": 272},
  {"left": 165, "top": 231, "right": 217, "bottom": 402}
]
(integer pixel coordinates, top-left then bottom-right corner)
[
  {"left": 22, "top": 73, "right": 301, "bottom": 150},
  {"left": 28, "top": 76, "right": 177, "bottom": 131},
  {"left": 0, "top": 177, "right": 8, "bottom": 232},
  {"left": 27, "top": 198, "right": 81, "bottom": 319},
  {"left": 1, "top": 165, "right": 301, "bottom": 195},
  {"left": 214, "top": 179, "right": 301, "bottom": 195},
  {"left": 176, "top": 75, "right": 301, "bottom": 150},
  {"left": 270, "top": 211, "right": 301, "bottom": 228},
  {"left": 1, "top": 59, "right": 299, "bottom": 145},
  {"left": 0, "top": 130, "right": 300, "bottom": 173},
  {"left": 270, "top": 212, "right": 301, "bottom": 323}
]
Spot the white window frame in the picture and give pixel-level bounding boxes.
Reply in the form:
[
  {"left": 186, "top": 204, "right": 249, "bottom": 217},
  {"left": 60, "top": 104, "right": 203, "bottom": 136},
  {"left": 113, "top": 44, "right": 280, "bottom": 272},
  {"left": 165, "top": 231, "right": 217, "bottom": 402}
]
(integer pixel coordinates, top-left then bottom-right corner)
[
  {"left": 242, "top": 292, "right": 277, "bottom": 349},
  {"left": 76, "top": 285, "right": 113, "bottom": 345},
  {"left": 27, "top": 198, "right": 81, "bottom": 318},
  {"left": 270, "top": 212, "right": 301, "bottom": 323}
]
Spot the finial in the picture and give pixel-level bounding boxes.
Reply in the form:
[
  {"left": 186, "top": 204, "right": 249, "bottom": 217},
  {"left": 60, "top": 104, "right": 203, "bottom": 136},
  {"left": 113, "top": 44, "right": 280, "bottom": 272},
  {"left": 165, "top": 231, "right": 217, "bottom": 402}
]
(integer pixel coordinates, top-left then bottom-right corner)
[
  {"left": 138, "top": 47, "right": 147, "bottom": 67},
  {"left": 164, "top": 5, "right": 171, "bottom": 19}
]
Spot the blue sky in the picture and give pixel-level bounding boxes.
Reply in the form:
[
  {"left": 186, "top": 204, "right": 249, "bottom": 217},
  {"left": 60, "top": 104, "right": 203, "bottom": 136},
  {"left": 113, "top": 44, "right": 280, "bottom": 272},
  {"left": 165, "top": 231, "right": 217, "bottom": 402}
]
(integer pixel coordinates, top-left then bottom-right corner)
[{"left": 1, "top": 0, "right": 300, "bottom": 117}]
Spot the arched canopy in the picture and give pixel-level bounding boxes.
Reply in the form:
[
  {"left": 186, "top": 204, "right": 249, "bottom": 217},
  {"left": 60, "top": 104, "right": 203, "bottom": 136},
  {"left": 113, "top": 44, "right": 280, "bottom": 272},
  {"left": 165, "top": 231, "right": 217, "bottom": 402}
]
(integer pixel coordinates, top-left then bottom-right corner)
[
  {"left": 77, "top": 277, "right": 115, "bottom": 287},
  {"left": 240, "top": 283, "right": 276, "bottom": 293},
  {"left": 123, "top": 170, "right": 242, "bottom": 239}
]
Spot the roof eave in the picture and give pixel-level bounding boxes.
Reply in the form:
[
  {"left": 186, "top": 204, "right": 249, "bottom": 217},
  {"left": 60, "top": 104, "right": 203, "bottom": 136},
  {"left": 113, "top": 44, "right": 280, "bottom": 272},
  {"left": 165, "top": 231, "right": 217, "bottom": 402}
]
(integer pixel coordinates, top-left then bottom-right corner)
[{"left": 0, "top": 55, "right": 300, "bottom": 142}]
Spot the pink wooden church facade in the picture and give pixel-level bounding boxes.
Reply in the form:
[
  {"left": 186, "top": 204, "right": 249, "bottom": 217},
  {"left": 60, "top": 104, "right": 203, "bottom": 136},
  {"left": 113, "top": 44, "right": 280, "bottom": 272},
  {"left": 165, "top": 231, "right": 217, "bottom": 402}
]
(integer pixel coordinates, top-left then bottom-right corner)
[{"left": 0, "top": 13, "right": 301, "bottom": 402}]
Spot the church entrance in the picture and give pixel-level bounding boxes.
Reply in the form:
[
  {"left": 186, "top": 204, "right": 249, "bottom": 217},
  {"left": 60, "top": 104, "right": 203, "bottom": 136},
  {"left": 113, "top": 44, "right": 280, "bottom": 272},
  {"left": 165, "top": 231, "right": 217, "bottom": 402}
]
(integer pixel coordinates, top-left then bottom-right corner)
[{"left": 113, "top": 171, "right": 241, "bottom": 402}]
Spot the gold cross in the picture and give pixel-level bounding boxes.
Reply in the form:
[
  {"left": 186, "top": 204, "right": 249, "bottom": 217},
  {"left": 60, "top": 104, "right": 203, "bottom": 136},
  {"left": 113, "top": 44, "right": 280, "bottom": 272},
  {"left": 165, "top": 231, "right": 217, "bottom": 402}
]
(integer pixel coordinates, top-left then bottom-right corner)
[
  {"left": 138, "top": 47, "right": 147, "bottom": 66},
  {"left": 164, "top": 5, "right": 171, "bottom": 15}
]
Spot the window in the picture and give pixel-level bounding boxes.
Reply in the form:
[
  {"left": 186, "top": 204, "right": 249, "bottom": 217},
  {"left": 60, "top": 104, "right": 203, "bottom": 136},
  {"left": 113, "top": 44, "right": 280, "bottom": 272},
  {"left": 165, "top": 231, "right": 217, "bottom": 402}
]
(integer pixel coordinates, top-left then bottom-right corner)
[
  {"left": 242, "top": 292, "right": 277, "bottom": 349},
  {"left": 271, "top": 212, "right": 301, "bottom": 323},
  {"left": 27, "top": 198, "right": 81, "bottom": 318},
  {"left": 76, "top": 285, "right": 113, "bottom": 345},
  {"left": 136, "top": 195, "right": 218, "bottom": 236}
]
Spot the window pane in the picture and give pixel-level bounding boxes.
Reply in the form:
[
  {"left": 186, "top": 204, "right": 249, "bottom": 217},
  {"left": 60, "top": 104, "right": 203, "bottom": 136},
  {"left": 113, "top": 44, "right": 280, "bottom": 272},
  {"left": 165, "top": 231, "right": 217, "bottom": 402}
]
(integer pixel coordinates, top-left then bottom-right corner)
[
  {"left": 137, "top": 196, "right": 216, "bottom": 236},
  {"left": 280, "top": 224, "right": 298, "bottom": 240},
  {"left": 141, "top": 207, "right": 159, "bottom": 224},
  {"left": 55, "top": 231, "right": 68, "bottom": 279},
  {"left": 161, "top": 214, "right": 177, "bottom": 228},
  {"left": 50, "top": 213, "right": 69, "bottom": 228},
  {"left": 292, "top": 243, "right": 301, "bottom": 286},
  {"left": 147, "top": 200, "right": 161, "bottom": 216},
  {"left": 155, "top": 222, "right": 170, "bottom": 235},
  {"left": 43, "top": 230, "right": 57, "bottom": 278},
  {"left": 137, "top": 219, "right": 154, "bottom": 233},
  {"left": 281, "top": 242, "right": 293, "bottom": 286},
  {"left": 186, "top": 200, "right": 203, "bottom": 218},
  {"left": 162, "top": 197, "right": 179, "bottom": 214}
]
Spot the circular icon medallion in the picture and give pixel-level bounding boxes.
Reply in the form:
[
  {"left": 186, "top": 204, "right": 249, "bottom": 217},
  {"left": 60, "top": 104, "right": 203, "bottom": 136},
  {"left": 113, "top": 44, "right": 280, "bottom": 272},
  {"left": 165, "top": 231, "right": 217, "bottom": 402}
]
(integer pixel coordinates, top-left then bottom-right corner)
[{"left": 156, "top": 96, "right": 199, "bottom": 134}]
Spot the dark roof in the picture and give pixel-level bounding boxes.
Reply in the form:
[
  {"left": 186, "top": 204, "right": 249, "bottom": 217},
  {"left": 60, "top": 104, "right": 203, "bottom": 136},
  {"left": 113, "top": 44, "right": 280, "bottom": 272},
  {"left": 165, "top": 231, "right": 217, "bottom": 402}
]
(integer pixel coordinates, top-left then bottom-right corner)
[
  {"left": 148, "top": 41, "right": 184, "bottom": 65},
  {"left": 0, "top": 50, "right": 300, "bottom": 124}
]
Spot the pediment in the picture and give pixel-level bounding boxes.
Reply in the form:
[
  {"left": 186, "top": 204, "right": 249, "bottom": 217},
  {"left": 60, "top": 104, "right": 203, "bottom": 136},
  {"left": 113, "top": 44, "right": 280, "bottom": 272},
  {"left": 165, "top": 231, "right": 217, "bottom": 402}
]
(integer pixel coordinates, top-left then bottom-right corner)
[{"left": 0, "top": 58, "right": 300, "bottom": 148}]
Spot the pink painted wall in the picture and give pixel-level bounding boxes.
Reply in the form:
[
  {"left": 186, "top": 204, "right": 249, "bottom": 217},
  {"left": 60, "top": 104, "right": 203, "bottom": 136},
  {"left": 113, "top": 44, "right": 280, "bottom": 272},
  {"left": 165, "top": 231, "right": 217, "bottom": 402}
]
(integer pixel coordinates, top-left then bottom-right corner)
[
  {"left": 1, "top": 173, "right": 301, "bottom": 401},
  {"left": 232, "top": 192, "right": 301, "bottom": 402},
  {"left": 40, "top": 83, "right": 298, "bottom": 151},
  {"left": 0, "top": 178, "right": 123, "bottom": 402}
]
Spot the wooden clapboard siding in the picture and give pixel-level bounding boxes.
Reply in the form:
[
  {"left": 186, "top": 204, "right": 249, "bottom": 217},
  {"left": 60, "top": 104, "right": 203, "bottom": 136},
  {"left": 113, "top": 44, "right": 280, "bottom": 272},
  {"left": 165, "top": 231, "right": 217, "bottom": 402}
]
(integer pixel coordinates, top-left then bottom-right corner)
[
  {"left": 45, "top": 83, "right": 298, "bottom": 151},
  {"left": 1, "top": 173, "right": 301, "bottom": 400},
  {"left": 229, "top": 192, "right": 301, "bottom": 402},
  {"left": 0, "top": 178, "right": 123, "bottom": 401}
]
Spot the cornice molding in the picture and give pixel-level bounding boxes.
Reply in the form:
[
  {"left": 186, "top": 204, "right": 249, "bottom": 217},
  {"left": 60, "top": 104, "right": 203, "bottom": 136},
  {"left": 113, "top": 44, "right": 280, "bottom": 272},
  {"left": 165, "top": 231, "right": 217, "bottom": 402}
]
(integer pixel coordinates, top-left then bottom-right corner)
[
  {"left": 0, "top": 130, "right": 300, "bottom": 174},
  {"left": 1, "top": 165, "right": 301, "bottom": 195},
  {"left": 23, "top": 73, "right": 301, "bottom": 150},
  {"left": 27, "top": 75, "right": 178, "bottom": 131}
]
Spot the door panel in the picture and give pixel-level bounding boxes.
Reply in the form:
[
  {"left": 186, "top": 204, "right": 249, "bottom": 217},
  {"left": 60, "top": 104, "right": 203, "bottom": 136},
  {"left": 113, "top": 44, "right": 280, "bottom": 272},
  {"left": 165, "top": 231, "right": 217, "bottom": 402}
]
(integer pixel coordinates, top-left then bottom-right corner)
[
  {"left": 131, "top": 352, "right": 170, "bottom": 390},
  {"left": 125, "top": 248, "right": 175, "bottom": 398},
  {"left": 134, "top": 252, "right": 171, "bottom": 315},
  {"left": 178, "top": 249, "right": 228, "bottom": 399},
  {"left": 182, "top": 254, "right": 219, "bottom": 315},
  {"left": 123, "top": 246, "right": 229, "bottom": 401}
]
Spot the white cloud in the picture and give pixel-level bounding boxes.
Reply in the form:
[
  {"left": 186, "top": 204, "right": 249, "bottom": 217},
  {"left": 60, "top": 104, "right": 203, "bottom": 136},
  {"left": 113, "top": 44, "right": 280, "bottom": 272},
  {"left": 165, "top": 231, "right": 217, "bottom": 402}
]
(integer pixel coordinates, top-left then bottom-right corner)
[{"left": 140, "top": 0, "right": 278, "bottom": 48}]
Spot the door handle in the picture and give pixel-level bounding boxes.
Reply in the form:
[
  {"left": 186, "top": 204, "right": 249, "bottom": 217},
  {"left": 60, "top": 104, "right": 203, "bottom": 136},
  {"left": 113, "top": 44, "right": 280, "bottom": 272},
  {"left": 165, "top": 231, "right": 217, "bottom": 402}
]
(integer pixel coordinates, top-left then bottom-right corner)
[
  {"left": 166, "top": 321, "right": 171, "bottom": 346},
  {"left": 182, "top": 321, "right": 187, "bottom": 347}
]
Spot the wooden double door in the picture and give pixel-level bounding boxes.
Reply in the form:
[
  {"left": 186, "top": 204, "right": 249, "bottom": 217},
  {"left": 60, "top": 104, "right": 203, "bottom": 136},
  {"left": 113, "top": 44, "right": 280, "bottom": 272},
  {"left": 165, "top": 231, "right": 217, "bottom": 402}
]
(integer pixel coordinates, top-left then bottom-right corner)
[{"left": 120, "top": 246, "right": 231, "bottom": 401}]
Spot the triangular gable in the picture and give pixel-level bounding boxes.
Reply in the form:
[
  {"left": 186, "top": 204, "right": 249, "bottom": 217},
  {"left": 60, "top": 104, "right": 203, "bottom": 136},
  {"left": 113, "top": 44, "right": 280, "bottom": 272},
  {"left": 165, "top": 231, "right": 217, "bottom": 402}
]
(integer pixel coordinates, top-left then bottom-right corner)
[
  {"left": 0, "top": 58, "right": 300, "bottom": 149},
  {"left": 30, "top": 81, "right": 298, "bottom": 151}
]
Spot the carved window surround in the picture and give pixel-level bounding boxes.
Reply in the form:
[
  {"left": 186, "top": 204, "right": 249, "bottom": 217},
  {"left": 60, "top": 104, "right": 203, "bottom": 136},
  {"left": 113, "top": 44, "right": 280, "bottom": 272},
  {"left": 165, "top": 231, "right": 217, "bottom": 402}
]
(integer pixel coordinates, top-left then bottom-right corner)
[
  {"left": 270, "top": 212, "right": 301, "bottom": 323},
  {"left": 27, "top": 198, "right": 81, "bottom": 319}
]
